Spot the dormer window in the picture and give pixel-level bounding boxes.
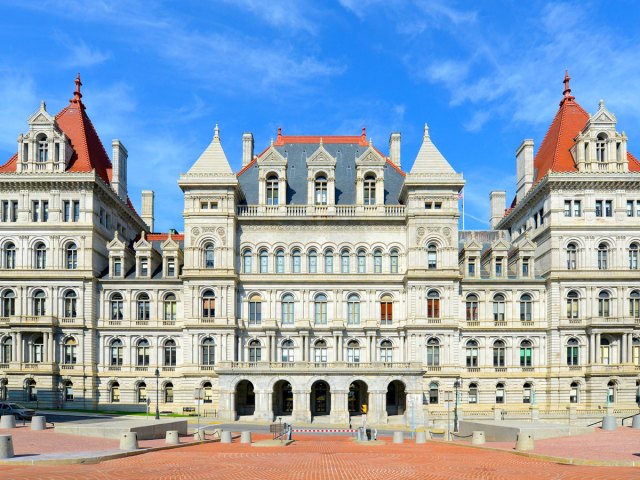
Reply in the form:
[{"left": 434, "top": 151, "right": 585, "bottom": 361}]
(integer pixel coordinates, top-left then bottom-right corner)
[
  {"left": 167, "top": 257, "right": 176, "bottom": 277},
  {"left": 140, "top": 257, "right": 149, "bottom": 277},
  {"left": 37, "top": 134, "right": 48, "bottom": 163},
  {"left": 113, "top": 257, "right": 122, "bottom": 277},
  {"left": 363, "top": 174, "right": 376, "bottom": 206},
  {"left": 315, "top": 175, "right": 327, "bottom": 205},
  {"left": 266, "top": 174, "right": 279, "bottom": 205},
  {"left": 596, "top": 133, "right": 607, "bottom": 163}
]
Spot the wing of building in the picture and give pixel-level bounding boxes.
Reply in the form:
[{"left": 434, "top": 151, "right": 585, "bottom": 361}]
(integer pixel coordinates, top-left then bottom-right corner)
[{"left": 0, "top": 73, "right": 638, "bottom": 425}]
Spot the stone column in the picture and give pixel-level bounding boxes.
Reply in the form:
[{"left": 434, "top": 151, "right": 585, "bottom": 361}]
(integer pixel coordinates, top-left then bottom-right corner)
[
  {"left": 254, "top": 389, "right": 273, "bottom": 421},
  {"left": 42, "top": 332, "right": 48, "bottom": 362},
  {"left": 589, "top": 334, "right": 595, "bottom": 364},
  {"left": 595, "top": 333, "right": 601, "bottom": 363},
  {"left": 330, "top": 390, "right": 350, "bottom": 425},
  {"left": 292, "top": 389, "right": 311, "bottom": 423},
  {"left": 621, "top": 333, "right": 627, "bottom": 364},
  {"left": 368, "top": 390, "right": 386, "bottom": 424},
  {"left": 218, "top": 389, "right": 236, "bottom": 421}
]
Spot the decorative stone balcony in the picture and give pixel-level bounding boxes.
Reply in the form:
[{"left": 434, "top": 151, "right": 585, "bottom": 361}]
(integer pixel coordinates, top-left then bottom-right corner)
[
  {"left": 236, "top": 204, "right": 405, "bottom": 219},
  {"left": 215, "top": 360, "right": 423, "bottom": 374}
]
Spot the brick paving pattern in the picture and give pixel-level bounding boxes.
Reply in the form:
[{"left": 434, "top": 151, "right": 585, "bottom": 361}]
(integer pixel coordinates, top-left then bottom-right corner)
[{"left": 0, "top": 433, "right": 638, "bottom": 479}]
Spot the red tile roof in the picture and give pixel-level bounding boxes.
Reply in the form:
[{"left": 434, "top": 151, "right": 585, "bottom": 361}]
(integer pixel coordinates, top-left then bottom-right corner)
[
  {"left": 274, "top": 127, "right": 369, "bottom": 146},
  {"left": 0, "top": 153, "right": 17, "bottom": 173},
  {"left": 146, "top": 233, "right": 185, "bottom": 241}
]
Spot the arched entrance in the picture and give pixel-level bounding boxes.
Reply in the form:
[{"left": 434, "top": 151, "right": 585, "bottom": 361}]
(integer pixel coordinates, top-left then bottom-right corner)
[
  {"left": 273, "top": 380, "right": 293, "bottom": 417},
  {"left": 235, "top": 380, "right": 255, "bottom": 416},
  {"left": 348, "top": 380, "right": 368, "bottom": 415},
  {"left": 385, "top": 380, "right": 406, "bottom": 416},
  {"left": 310, "top": 380, "right": 330, "bottom": 418}
]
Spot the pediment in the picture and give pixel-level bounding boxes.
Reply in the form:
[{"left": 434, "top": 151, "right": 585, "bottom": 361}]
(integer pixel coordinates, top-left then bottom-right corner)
[
  {"left": 464, "top": 238, "right": 483, "bottom": 251},
  {"left": 355, "top": 144, "right": 386, "bottom": 166},
  {"left": 515, "top": 236, "right": 536, "bottom": 251},
  {"left": 306, "top": 143, "right": 336, "bottom": 167},
  {"left": 591, "top": 110, "right": 616, "bottom": 124},
  {"left": 133, "top": 231, "right": 152, "bottom": 251},
  {"left": 257, "top": 145, "right": 287, "bottom": 166},
  {"left": 490, "top": 238, "right": 511, "bottom": 251},
  {"left": 28, "top": 102, "right": 55, "bottom": 126},
  {"left": 161, "top": 234, "right": 181, "bottom": 251},
  {"left": 107, "top": 231, "right": 127, "bottom": 250}
]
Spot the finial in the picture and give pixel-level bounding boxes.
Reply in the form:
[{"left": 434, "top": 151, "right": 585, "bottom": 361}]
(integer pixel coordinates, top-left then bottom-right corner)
[
  {"left": 40, "top": 100, "right": 46, "bottom": 111},
  {"left": 277, "top": 127, "right": 282, "bottom": 138},
  {"left": 423, "top": 123, "right": 430, "bottom": 139},
  {"left": 319, "top": 137, "right": 323, "bottom": 146},
  {"left": 140, "top": 230, "right": 146, "bottom": 240},
  {"left": 270, "top": 138, "right": 274, "bottom": 146},
  {"left": 71, "top": 73, "right": 83, "bottom": 104},
  {"left": 561, "top": 69, "right": 574, "bottom": 105},
  {"left": 598, "top": 99, "right": 604, "bottom": 109},
  {"left": 361, "top": 127, "right": 366, "bottom": 138},
  {"left": 214, "top": 123, "right": 219, "bottom": 139},
  {"left": 369, "top": 137, "right": 373, "bottom": 146}
]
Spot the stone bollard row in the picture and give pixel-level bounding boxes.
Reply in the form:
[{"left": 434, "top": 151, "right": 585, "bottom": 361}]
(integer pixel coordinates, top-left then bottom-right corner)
[
  {"left": 0, "top": 415, "right": 16, "bottom": 429},
  {"left": 166, "top": 430, "right": 180, "bottom": 445},
  {"left": 221, "top": 430, "right": 232, "bottom": 444},
  {"left": 194, "top": 430, "right": 205, "bottom": 441},
  {"left": 515, "top": 432, "right": 534, "bottom": 451},
  {"left": 393, "top": 431, "right": 404, "bottom": 444},
  {"left": 415, "top": 430, "right": 427, "bottom": 444},
  {"left": 241, "top": 431, "right": 252, "bottom": 444},
  {"left": 0, "top": 435, "right": 14, "bottom": 459},
  {"left": 120, "top": 432, "right": 139, "bottom": 450},
  {"left": 31, "top": 416, "right": 46, "bottom": 431},
  {"left": 601, "top": 415, "right": 617, "bottom": 431},
  {"left": 471, "top": 431, "right": 485, "bottom": 445},
  {"left": 632, "top": 414, "right": 640, "bottom": 429}
]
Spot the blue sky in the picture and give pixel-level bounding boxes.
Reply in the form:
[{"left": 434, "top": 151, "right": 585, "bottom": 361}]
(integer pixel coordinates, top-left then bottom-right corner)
[{"left": 1, "top": 0, "right": 640, "bottom": 232}]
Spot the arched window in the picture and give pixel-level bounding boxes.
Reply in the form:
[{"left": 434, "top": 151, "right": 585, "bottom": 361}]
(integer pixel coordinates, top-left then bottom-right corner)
[
  {"left": 566, "top": 243, "right": 577, "bottom": 270},
  {"left": 426, "top": 337, "right": 440, "bottom": 366},
  {"left": 248, "top": 339, "right": 262, "bottom": 363},
  {"left": 630, "top": 290, "right": 640, "bottom": 319},
  {"left": 569, "top": 381, "right": 579, "bottom": 404},
  {"left": 259, "top": 250, "right": 268, "bottom": 273},
  {"left": 427, "top": 243, "right": 437, "bottom": 269},
  {"left": 137, "top": 338, "right": 150, "bottom": 366},
  {"left": 324, "top": 249, "right": 334, "bottom": 273},
  {"left": 496, "top": 382, "right": 505, "bottom": 404},
  {"left": 373, "top": 249, "right": 382, "bottom": 273},
  {"left": 363, "top": 174, "right": 376, "bottom": 205},
  {"left": 275, "top": 249, "right": 285, "bottom": 273},
  {"left": 204, "top": 242, "right": 215, "bottom": 269},
  {"left": 242, "top": 249, "right": 252, "bottom": 273},
  {"left": 1, "top": 337, "right": 12, "bottom": 363},
  {"left": 164, "top": 339, "right": 176, "bottom": 366},
  {"left": 266, "top": 174, "right": 279, "bottom": 205},
  {"left": 520, "top": 340, "right": 533, "bottom": 367},
  {"left": 600, "top": 337, "right": 611, "bottom": 365},
  {"left": 281, "top": 294, "right": 294, "bottom": 325},
  {"left": 202, "top": 290, "right": 215, "bottom": 318},
  {"left": 2, "top": 290, "right": 15, "bottom": 316},
  {"left": 566, "top": 337, "right": 579, "bottom": 366},
  {"left": 493, "top": 293, "right": 506, "bottom": 321},
  {"left": 315, "top": 175, "right": 327, "bottom": 205},
  {"left": 596, "top": 133, "right": 607, "bottom": 163},
  {"left": 109, "top": 339, "right": 123, "bottom": 366},
  {"left": 137, "top": 293, "right": 150, "bottom": 321},
  {"left": 380, "top": 294, "right": 393, "bottom": 325},
  {"left": 357, "top": 249, "right": 366, "bottom": 273},
  {"left": 110, "top": 293, "right": 124, "bottom": 320},
  {"left": 3, "top": 242, "right": 15, "bottom": 269},
  {"left": 347, "top": 294, "right": 360, "bottom": 325},
  {"left": 63, "top": 380, "right": 73, "bottom": 402},
  {"left": 137, "top": 381, "right": 147, "bottom": 403},
  {"left": 519, "top": 293, "right": 532, "bottom": 321},
  {"left": 523, "top": 382, "right": 532, "bottom": 404},
  {"left": 427, "top": 290, "right": 440, "bottom": 319},
  {"left": 37, "top": 133, "right": 48, "bottom": 162},
  {"left": 63, "top": 337, "right": 77, "bottom": 364},
  {"left": 25, "top": 377, "right": 38, "bottom": 400},
  {"left": 34, "top": 242, "right": 46, "bottom": 269},
  {"left": 201, "top": 337, "right": 215, "bottom": 365},
  {"left": 566, "top": 290, "right": 579, "bottom": 319},
  {"left": 292, "top": 249, "right": 301, "bottom": 273},
  {"left": 466, "top": 340, "right": 479, "bottom": 367},
  {"left": 597, "top": 243, "right": 609, "bottom": 270},
  {"left": 163, "top": 293, "right": 177, "bottom": 321},
  {"left": 380, "top": 339, "right": 393, "bottom": 363},
  {"left": 429, "top": 381, "right": 439, "bottom": 404},
  {"left": 308, "top": 249, "right": 318, "bottom": 273},
  {"left": 493, "top": 340, "right": 506, "bottom": 367},
  {"left": 466, "top": 294, "right": 479, "bottom": 321},
  {"left": 281, "top": 339, "right": 294, "bottom": 362},
  {"left": 33, "top": 290, "right": 46, "bottom": 316},
  {"left": 249, "top": 294, "right": 262, "bottom": 325},
  {"left": 341, "top": 249, "right": 350, "bottom": 273},
  {"left": 63, "top": 290, "right": 77, "bottom": 318},
  {"left": 629, "top": 243, "right": 639, "bottom": 270},
  {"left": 314, "top": 293, "right": 327, "bottom": 325},
  {"left": 66, "top": 243, "right": 78, "bottom": 270},
  {"left": 203, "top": 381, "right": 213, "bottom": 403},
  {"left": 598, "top": 291, "right": 611, "bottom": 317},
  {"left": 164, "top": 382, "right": 174, "bottom": 403},
  {"left": 347, "top": 339, "right": 360, "bottom": 364},
  {"left": 468, "top": 382, "right": 478, "bottom": 404},
  {"left": 632, "top": 337, "right": 640, "bottom": 365},
  {"left": 314, "top": 339, "right": 327, "bottom": 364},
  {"left": 110, "top": 381, "right": 120, "bottom": 403},
  {"left": 607, "top": 380, "right": 616, "bottom": 403},
  {"left": 390, "top": 249, "right": 399, "bottom": 273}
]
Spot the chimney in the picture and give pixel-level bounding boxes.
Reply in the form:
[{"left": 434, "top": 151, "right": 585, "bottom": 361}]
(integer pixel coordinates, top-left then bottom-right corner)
[
  {"left": 141, "top": 190, "right": 154, "bottom": 232},
  {"left": 389, "top": 132, "right": 401, "bottom": 168},
  {"left": 490, "top": 190, "right": 506, "bottom": 229},
  {"left": 515, "top": 139, "right": 534, "bottom": 202},
  {"left": 111, "top": 139, "right": 128, "bottom": 200},
  {"left": 242, "top": 132, "right": 254, "bottom": 167}
]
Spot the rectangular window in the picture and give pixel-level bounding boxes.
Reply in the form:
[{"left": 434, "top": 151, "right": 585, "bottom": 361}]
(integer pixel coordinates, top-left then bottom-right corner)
[
  {"left": 564, "top": 200, "right": 572, "bottom": 217},
  {"left": 99, "top": 208, "right": 105, "bottom": 225},
  {"left": 325, "top": 255, "right": 333, "bottom": 273},
  {"left": 627, "top": 200, "right": 634, "bottom": 217},
  {"left": 380, "top": 302, "right": 393, "bottom": 325},
  {"left": 1, "top": 200, "right": 7, "bottom": 222},
  {"left": 63, "top": 200, "right": 71, "bottom": 222},
  {"left": 522, "top": 258, "right": 530, "bottom": 277},
  {"left": 595, "top": 200, "right": 603, "bottom": 217},
  {"left": 468, "top": 260, "right": 476, "bottom": 277},
  {"left": 434, "top": 202, "right": 442, "bottom": 209},
  {"left": 249, "top": 301, "right": 262, "bottom": 325},
  {"left": 573, "top": 200, "right": 581, "bottom": 217},
  {"left": 200, "top": 202, "right": 208, "bottom": 210},
  {"left": 425, "top": 202, "right": 432, "bottom": 209},
  {"left": 42, "top": 201, "right": 49, "bottom": 222},
  {"left": 32, "top": 201, "right": 40, "bottom": 222},
  {"left": 605, "top": 200, "right": 613, "bottom": 217},
  {"left": 167, "top": 258, "right": 176, "bottom": 277},
  {"left": 243, "top": 255, "right": 252, "bottom": 273},
  {"left": 495, "top": 258, "right": 503, "bottom": 277},
  {"left": 140, "top": 258, "right": 149, "bottom": 277},
  {"left": 73, "top": 200, "right": 80, "bottom": 221},
  {"left": 10, "top": 201, "right": 18, "bottom": 222},
  {"left": 114, "top": 258, "right": 122, "bottom": 277},
  {"left": 341, "top": 255, "right": 349, "bottom": 273}
]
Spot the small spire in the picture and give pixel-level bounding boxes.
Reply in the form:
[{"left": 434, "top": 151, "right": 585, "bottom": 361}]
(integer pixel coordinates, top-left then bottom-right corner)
[
  {"left": 40, "top": 100, "right": 46, "bottom": 111},
  {"left": 361, "top": 127, "right": 366, "bottom": 138},
  {"left": 140, "top": 230, "right": 146, "bottom": 240},
  {"left": 423, "top": 123, "right": 430, "bottom": 139},
  {"left": 598, "top": 99, "right": 605, "bottom": 109},
  {"left": 319, "top": 137, "right": 323, "bottom": 146},
  {"left": 369, "top": 137, "right": 373, "bottom": 146},
  {"left": 277, "top": 127, "right": 282, "bottom": 138},
  {"left": 214, "top": 123, "right": 220, "bottom": 139},
  {"left": 270, "top": 138, "right": 274, "bottom": 146},
  {"left": 71, "top": 73, "right": 83, "bottom": 104},
  {"left": 561, "top": 69, "right": 574, "bottom": 105}
]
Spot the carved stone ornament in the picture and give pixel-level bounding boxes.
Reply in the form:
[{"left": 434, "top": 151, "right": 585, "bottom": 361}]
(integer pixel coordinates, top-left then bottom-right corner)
[{"left": 191, "top": 227, "right": 201, "bottom": 237}]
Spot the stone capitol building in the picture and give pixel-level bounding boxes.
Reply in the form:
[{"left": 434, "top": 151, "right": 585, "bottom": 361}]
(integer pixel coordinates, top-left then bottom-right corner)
[{"left": 0, "top": 73, "right": 638, "bottom": 426}]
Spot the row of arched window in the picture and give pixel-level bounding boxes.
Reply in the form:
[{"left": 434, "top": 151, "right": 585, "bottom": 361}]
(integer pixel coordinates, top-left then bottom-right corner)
[
  {"left": 107, "top": 380, "right": 179, "bottom": 404},
  {"left": 0, "top": 335, "right": 78, "bottom": 364},
  {"left": 0, "top": 289, "right": 78, "bottom": 318},
  {"left": 565, "top": 289, "right": 640, "bottom": 319},
  {"left": 566, "top": 241, "right": 639, "bottom": 270},
  {"left": 108, "top": 292, "right": 178, "bottom": 321},
  {"left": 1, "top": 241, "right": 78, "bottom": 270},
  {"left": 107, "top": 338, "right": 181, "bottom": 366},
  {"left": 465, "top": 293, "right": 534, "bottom": 322}
]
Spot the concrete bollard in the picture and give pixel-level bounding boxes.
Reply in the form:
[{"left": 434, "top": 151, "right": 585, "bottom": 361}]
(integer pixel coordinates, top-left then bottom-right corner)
[
  {"left": 632, "top": 415, "right": 640, "bottom": 429},
  {"left": 515, "top": 432, "right": 534, "bottom": 451},
  {"left": 119, "top": 432, "right": 139, "bottom": 450},
  {"left": 0, "top": 415, "right": 16, "bottom": 429},
  {"left": 194, "top": 430, "right": 205, "bottom": 441},
  {"left": 165, "top": 430, "right": 180, "bottom": 445},
  {"left": 471, "top": 431, "right": 485, "bottom": 445},
  {"left": 0, "top": 435, "right": 14, "bottom": 459},
  {"left": 31, "top": 416, "right": 46, "bottom": 431},
  {"left": 415, "top": 430, "right": 427, "bottom": 444},
  {"left": 393, "top": 431, "right": 404, "bottom": 444},
  {"left": 241, "top": 431, "right": 252, "bottom": 444},
  {"left": 221, "top": 430, "right": 232, "bottom": 443},
  {"left": 601, "top": 415, "right": 617, "bottom": 431}
]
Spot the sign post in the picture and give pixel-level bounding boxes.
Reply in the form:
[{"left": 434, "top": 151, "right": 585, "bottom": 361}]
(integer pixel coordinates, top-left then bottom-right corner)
[{"left": 194, "top": 388, "right": 204, "bottom": 433}]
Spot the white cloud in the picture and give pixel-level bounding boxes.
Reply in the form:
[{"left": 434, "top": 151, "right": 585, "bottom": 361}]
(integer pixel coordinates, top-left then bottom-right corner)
[
  {"left": 61, "top": 39, "right": 111, "bottom": 68},
  {"left": 222, "top": 0, "right": 317, "bottom": 34}
]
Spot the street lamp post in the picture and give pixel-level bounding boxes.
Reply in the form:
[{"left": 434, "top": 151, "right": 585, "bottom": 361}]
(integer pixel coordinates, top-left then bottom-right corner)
[
  {"left": 453, "top": 378, "right": 461, "bottom": 433},
  {"left": 411, "top": 397, "right": 415, "bottom": 440},
  {"left": 155, "top": 368, "right": 160, "bottom": 420}
]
